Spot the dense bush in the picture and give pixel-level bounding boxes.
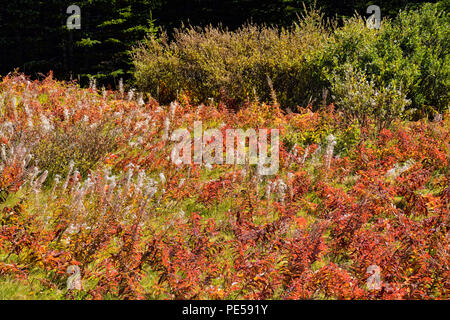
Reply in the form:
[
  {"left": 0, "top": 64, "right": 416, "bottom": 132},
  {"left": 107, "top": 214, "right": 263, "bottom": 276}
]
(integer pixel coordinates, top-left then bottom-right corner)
[
  {"left": 324, "top": 3, "right": 449, "bottom": 117},
  {"left": 387, "top": 4, "right": 449, "bottom": 114},
  {"left": 330, "top": 64, "right": 411, "bottom": 129},
  {"left": 132, "top": 9, "right": 329, "bottom": 107},
  {"left": 133, "top": 3, "right": 449, "bottom": 121}
]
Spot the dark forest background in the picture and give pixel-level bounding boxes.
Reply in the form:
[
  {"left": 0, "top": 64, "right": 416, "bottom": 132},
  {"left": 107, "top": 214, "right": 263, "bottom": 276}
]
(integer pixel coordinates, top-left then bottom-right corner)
[{"left": 0, "top": 1, "right": 444, "bottom": 88}]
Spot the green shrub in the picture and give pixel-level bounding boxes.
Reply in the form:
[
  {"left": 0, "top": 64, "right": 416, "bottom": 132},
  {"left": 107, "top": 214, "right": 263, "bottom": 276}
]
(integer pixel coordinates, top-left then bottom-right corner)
[
  {"left": 386, "top": 4, "right": 449, "bottom": 114},
  {"left": 334, "top": 122, "right": 361, "bottom": 156},
  {"left": 133, "top": 4, "right": 449, "bottom": 120},
  {"left": 323, "top": 4, "right": 449, "bottom": 116},
  {"left": 132, "top": 9, "right": 329, "bottom": 107},
  {"left": 330, "top": 63, "right": 411, "bottom": 129}
]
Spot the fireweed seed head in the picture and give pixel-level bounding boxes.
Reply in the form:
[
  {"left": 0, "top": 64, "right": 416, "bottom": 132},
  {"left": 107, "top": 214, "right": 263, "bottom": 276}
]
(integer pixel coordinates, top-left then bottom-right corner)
[
  {"left": 35, "top": 170, "right": 48, "bottom": 188},
  {"left": 292, "top": 144, "right": 298, "bottom": 158},
  {"left": 24, "top": 104, "right": 32, "bottom": 118},
  {"left": 23, "top": 154, "right": 33, "bottom": 169},
  {"left": 266, "top": 182, "right": 272, "bottom": 199},
  {"left": 40, "top": 114, "right": 53, "bottom": 132},
  {"left": 66, "top": 265, "right": 82, "bottom": 290},
  {"left": 125, "top": 165, "right": 134, "bottom": 187},
  {"left": 159, "top": 172, "right": 166, "bottom": 185},
  {"left": 11, "top": 97, "right": 18, "bottom": 119},
  {"left": 71, "top": 170, "right": 81, "bottom": 190},
  {"left": 63, "top": 108, "right": 70, "bottom": 120},
  {"left": 1, "top": 144, "right": 7, "bottom": 161},
  {"left": 275, "top": 179, "right": 287, "bottom": 198},
  {"left": 162, "top": 117, "right": 170, "bottom": 141},
  {"left": 136, "top": 170, "right": 146, "bottom": 191},
  {"left": 68, "top": 160, "right": 75, "bottom": 173},
  {"left": 137, "top": 92, "right": 145, "bottom": 106},
  {"left": 170, "top": 102, "right": 177, "bottom": 119},
  {"left": 89, "top": 77, "right": 97, "bottom": 91},
  {"left": 119, "top": 78, "right": 124, "bottom": 97},
  {"left": 54, "top": 174, "right": 61, "bottom": 185},
  {"left": 324, "top": 134, "right": 337, "bottom": 169},
  {"left": 30, "top": 166, "right": 40, "bottom": 183},
  {"left": 144, "top": 179, "right": 158, "bottom": 198},
  {"left": 3, "top": 121, "right": 14, "bottom": 137},
  {"left": 127, "top": 88, "right": 135, "bottom": 102}
]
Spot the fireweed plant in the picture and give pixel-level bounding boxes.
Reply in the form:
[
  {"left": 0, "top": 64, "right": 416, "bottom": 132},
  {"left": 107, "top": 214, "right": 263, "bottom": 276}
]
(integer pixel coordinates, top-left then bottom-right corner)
[
  {"left": 0, "top": 73, "right": 448, "bottom": 300},
  {"left": 170, "top": 121, "right": 280, "bottom": 175}
]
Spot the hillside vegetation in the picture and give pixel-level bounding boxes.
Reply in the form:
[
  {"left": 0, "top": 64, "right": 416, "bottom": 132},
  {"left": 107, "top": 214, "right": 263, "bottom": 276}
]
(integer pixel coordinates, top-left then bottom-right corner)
[
  {"left": 0, "top": 74, "right": 448, "bottom": 299},
  {"left": 133, "top": 4, "right": 449, "bottom": 117}
]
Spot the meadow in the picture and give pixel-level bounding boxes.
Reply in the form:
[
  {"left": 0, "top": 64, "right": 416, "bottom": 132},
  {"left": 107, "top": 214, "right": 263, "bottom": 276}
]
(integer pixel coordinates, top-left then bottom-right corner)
[
  {"left": 0, "top": 73, "right": 448, "bottom": 299},
  {"left": 0, "top": 3, "right": 449, "bottom": 300}
]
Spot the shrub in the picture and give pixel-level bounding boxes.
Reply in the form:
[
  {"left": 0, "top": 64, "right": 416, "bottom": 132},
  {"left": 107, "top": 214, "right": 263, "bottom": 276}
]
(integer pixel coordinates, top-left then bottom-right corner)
[
  {"left": 31, "top": 120, "right": 119, "bottom": 183},
  {"left": 386, "top": 3, "right": 449, "bottom": 115},
  {"left": 330, "top": 63, "right": 411, "bottom": 129},
  {"left": 132, "top": 9, "right": 328, "bottom": 107},
  {"left": 133, "top": 4, "right": 448, "bottom": 121},
  {"left": 323, "top": 4, "right": 449, "bottom": 116}
]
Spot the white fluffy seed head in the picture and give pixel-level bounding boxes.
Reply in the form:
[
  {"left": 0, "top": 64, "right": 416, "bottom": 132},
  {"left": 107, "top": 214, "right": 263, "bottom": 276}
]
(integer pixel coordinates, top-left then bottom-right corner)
[
  {"left": 137, "top": 92, "right": 144, "bottom": 106},
  {"left": 170, "top": 102, "right": 177, "bottom": 118},
  {"left": 40, "top": 114, "right": 53, "bottom": 132},
  {"left": 159, "top": 172, "right": 166, "bottom": 185},
  {"left": 136, "top": 170, "right": 146, "bottom": 191},
  {"left": 119, "top": 78, "right": 124, "bottom": 97},
  {"left": 1, "top": 145, "right": 6, "bottom": 161},
  {"left": 162, "top": 117, "right": 170, "bottom": 141}
]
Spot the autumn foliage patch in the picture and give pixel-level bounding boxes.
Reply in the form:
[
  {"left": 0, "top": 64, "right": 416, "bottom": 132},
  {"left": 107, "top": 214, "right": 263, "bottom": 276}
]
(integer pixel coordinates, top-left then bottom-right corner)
[{"left": 0, "top": 74, "right": 448, "bottom": 300}]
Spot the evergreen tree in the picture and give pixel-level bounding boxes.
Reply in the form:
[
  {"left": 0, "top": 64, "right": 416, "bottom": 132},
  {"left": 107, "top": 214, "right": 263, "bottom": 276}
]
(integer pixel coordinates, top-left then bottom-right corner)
[{"left": 72, "top": 0, "right": 159, "bottom": 86}]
